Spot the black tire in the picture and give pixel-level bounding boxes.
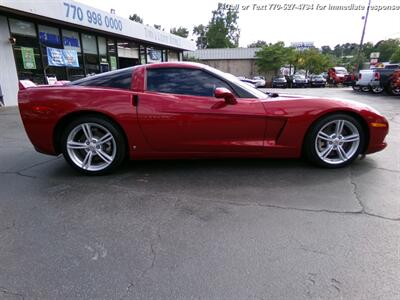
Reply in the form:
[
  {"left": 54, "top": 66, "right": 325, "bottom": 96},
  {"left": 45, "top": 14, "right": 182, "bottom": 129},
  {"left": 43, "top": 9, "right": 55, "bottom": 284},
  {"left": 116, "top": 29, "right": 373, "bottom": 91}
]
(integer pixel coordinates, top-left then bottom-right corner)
[
  {"left": 304, "top": 114, "right": 366, "bottom": 168},
  {"left": 361, "top": 86, "right": 370, "bottom": 92},
  {"left": 61, "top": 115, "right": 127, "bottom": 175},
  {"left": 389, "top": 84, "right": 400, "bottom": 96},
  {"left": 371, "top": 86, "right": 384, "bottom": 94},
  {"left": 352, "top": 85, "right": 361, "bottom": 91}
]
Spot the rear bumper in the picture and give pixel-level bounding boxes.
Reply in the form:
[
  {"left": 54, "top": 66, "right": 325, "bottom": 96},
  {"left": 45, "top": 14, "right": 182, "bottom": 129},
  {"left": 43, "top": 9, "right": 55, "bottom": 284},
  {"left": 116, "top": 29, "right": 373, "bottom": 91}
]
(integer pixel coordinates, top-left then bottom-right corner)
[
  {"left": 273, "top": 83, "right": 288, "bottom": 88},
  {"left": 369, "top": 80, "right": 382, "bottom": 87}
]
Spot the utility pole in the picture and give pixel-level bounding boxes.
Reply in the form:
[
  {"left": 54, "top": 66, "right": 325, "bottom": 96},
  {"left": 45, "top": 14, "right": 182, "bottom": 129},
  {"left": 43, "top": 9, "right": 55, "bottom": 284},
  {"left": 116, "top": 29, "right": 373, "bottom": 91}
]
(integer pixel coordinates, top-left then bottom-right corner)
[{"left": 355, "top": 0, "right": 372, "bottom": 72}]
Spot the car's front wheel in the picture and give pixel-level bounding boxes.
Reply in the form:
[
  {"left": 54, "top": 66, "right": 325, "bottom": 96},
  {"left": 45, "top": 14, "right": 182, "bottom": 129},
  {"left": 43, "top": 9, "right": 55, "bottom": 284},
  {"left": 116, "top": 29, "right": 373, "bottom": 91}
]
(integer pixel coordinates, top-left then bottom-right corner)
[
  {"left": 389, "top": 83, "right": 400, "bottom": 96},
  {"left": 61, "top": 116, "right": 126, "bottom": 175},
  {"left": 304, "top": 114, "right": 365, "bottom": 168}
]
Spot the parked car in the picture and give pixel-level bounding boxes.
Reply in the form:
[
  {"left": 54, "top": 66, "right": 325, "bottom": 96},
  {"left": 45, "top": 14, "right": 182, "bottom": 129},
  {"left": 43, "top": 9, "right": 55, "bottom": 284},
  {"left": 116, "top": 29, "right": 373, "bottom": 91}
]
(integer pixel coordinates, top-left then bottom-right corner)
[
  {"left": 238, "top": 77, "right": 257, "bottom": 88},
  {"left": 18, "top": 62, "right": 388, "bottom": 175},
  {"left": 353, "top": 69, "right": 375, "bottom": 92},
  {"left": 252, "top": 76, "right": 266, "bottom": 88},
  {"left": 272, "top": 75, "right": 288, "bottom": 88},
  {"left": 290, "top": 74, "right": 309, "bottom": 88},
  {"left": 327, "top": 67, "right": 354, "bottom": 86},
  {"left": 320, "top": 72, "right": 328, "bottom": 80},
  {"left": 369, "top": 67, "right": 400, "bottom": 94},
  {"left": 309, "top": 75, "right": 326, "bottom": 87}
]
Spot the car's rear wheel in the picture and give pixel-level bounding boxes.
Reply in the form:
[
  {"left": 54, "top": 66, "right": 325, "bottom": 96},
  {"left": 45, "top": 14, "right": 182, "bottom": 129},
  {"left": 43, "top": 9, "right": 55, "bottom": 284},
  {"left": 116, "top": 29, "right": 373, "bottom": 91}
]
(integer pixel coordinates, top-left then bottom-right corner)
[
  {"left": 352, "top": 85, "right": 360, "bottom": 91},
  {"left": 304, "top": 114, "right": 365, "bottom": 168},
  {"left": 361, "top": 86, "right": 370, "bottom": 92},
  {"left": 61, "top": 116, "right": 126, "bottom": 175},
  {"left": 371, "top": 86, "right": 384, "bottom": 94}
]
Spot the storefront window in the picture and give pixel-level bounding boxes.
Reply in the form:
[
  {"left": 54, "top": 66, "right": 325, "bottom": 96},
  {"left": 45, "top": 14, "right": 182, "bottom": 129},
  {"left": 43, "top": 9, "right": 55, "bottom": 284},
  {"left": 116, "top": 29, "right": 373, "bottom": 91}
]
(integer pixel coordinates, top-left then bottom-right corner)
[
  {"left": 147, "top": 47, "right": 162, "bottom": 64},
  {"left": 140, "top": 45, "right": 147, "bottom": 64},
  {"left": 107, "top": 39, "right": 116, "bottom": 54},
  {"left": 107, "top": 39, "right": 117, "bottom": 70},
  {"left": 82, "top": 34, "right": 99, "bottom": 74},
  {"left": 98, "top": 37, "right": 107, "bottom": 56},
  {"left": 161, "top": 50, "right": 167, "bottom": 62},
  {"left": 38, "top": 24, "right": 66, "bottom": 82},
  {"left": 9, "top": 19, "right": 36, "bottom": 37},
  {"left": 38, "top": 25, "right": 62, "bottom": 47},
  {"left": 62, "top": 30, "right": 84, "bottom": 81},
  {"left": 97, "top": 37, "right": 109, "bottom": 72},
  {"left": 62, "top": 30, "right": 81, "bottom": 52},
  {"left": 168, "top": 50, "right": 179, "bottom": 62},
  {"left": 9, "top": 19, "right": 44, "bottom": 84},
  {"left": 117, "top": 40, "right": 139, "bottom": 68}
]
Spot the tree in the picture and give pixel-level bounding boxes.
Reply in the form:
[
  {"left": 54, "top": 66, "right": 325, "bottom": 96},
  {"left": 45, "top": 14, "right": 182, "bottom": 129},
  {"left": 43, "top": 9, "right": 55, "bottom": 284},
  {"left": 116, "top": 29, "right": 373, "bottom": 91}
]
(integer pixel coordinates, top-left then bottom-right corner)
[
  {"left": 206, "top": 3, "right": 240, "bottom": 48},
  {"left": 247, "top": 40, "right": 267, "bottom": 48},
  {"left": 170, "top": 27, "right": 189, "bottom": 38},
  {"left": 128, "top": 14, "right": 143, "bottom": 24},
  {"left": 375, "top": 39, "right": 400, "bottom": 62},
  {"left": 255, "top": 42, "right": 292, "bottom": 75},
  {"left": 153, "top": 24, "right": 162, "bottom": 30},
  {"left": 321, "top": 46, "right": 332, "bottom": 55},
  {"left": 192, "top": 3, "right": 240, "bottom": 49},
  {"left": 362, "top": 42, "right": 375, "bottom": 59},
  {"left": 390, "top": 48, "right": 400, "bottom": 63},
  {"left": 193, "top": 24, "right": 207, "bottom": 49},
  {"left": 286, "top": 48, "right": 336, "bottom": 74}
]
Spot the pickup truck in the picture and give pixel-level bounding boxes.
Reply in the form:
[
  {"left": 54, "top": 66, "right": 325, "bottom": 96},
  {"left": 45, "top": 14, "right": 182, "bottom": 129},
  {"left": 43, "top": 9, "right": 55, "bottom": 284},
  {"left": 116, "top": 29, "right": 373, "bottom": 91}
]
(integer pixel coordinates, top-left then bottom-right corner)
[
  {"left": 369, "top": 64, "right": 400, "bottom": 94},
  {"left": 353, "top": 70, "right": 375, "bottom": 92},
  {"left": 327, "top": 67, "right": 355, "bottom": 86}
]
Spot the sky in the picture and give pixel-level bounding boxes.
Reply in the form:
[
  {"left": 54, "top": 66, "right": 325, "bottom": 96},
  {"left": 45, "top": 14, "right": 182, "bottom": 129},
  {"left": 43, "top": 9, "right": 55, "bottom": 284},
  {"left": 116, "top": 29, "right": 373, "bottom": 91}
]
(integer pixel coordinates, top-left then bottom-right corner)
[{"left": 79, "top": 0, "right": 400, "bottom": 48}]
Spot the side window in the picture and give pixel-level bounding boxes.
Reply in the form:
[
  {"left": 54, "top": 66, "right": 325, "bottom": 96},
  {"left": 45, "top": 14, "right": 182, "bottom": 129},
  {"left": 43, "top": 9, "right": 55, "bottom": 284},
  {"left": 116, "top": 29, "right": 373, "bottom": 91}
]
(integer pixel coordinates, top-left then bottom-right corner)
[
  {"left": 147, "top": 68, "right": 233, "bottom": 97},
  {"left": 71, "top": 68, "right": 133, "bottom": 90}
]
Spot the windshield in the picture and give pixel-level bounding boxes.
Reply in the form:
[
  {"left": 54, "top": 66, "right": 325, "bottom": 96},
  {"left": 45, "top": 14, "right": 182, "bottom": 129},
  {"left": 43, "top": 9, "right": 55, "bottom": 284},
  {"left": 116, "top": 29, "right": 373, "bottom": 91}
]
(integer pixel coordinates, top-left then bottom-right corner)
[
  {"left": 205, "top": 66, "right": 268, "bottom": 99},
  {"left": 335, "top": 68, "right": 347, "bottom": 74}
]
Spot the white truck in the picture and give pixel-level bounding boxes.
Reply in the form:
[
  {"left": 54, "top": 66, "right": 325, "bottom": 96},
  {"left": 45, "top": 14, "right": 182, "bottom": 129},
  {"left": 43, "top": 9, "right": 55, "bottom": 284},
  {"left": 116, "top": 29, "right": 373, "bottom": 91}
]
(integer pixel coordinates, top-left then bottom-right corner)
[{"left": 353, "top": 69, "right": 378, "bottom": 93}]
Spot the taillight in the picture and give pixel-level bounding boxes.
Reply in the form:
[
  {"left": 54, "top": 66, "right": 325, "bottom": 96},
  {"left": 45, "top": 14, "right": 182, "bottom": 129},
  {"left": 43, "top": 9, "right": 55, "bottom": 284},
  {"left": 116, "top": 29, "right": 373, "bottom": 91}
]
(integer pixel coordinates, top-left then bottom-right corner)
[{"left": 374, "top": 72, "right": 381, "bottom": 80}]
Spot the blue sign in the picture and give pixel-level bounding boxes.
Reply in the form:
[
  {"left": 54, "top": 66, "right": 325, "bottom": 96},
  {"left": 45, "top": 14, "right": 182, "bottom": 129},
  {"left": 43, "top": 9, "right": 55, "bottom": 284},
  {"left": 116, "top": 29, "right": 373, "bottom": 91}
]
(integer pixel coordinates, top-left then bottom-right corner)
[
  {"left": 39, "top": 31, "right": 62, "bottom": 47},
  {"left": 47, "top": 47, "right": 79, "bottom": 68},
  {"left": 149, "top": 49, "right": 161, "bottom": 61}
]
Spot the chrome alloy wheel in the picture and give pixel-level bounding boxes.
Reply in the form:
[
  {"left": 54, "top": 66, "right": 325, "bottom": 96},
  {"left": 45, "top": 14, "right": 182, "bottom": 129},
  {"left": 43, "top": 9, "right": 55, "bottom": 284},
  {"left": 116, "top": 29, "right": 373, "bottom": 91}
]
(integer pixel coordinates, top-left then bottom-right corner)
[
  {"left": 371, "top": 86, "right": 384, "bottom": 94},
  {"left": 315, "top": 120, "right": 360, "bottom": 165},
  {"left": 66, "top": 123, "right": 116, "bottom": 171}
]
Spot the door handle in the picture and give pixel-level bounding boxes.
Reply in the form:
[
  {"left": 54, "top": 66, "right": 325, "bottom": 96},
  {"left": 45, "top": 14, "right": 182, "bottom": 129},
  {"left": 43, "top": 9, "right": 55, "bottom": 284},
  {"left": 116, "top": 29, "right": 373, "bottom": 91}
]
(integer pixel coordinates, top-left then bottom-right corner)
[{"left": 132, "top": 95, "right": 139, "bottom": 106}]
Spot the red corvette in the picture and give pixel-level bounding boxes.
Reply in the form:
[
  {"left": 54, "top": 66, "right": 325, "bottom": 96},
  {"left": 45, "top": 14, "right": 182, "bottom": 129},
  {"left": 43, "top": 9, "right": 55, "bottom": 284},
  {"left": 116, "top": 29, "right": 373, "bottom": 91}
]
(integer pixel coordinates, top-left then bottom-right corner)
[{"left": 18, "top": 62, "right": 388, "bottom": 175}]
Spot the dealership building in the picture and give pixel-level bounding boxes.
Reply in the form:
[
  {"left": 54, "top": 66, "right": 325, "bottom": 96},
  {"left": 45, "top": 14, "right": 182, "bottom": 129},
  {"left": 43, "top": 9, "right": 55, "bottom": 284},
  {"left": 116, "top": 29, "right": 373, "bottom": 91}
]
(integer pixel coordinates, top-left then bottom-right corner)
[{"left": 0, "top": 0, "right": 195, "bottom": 106}]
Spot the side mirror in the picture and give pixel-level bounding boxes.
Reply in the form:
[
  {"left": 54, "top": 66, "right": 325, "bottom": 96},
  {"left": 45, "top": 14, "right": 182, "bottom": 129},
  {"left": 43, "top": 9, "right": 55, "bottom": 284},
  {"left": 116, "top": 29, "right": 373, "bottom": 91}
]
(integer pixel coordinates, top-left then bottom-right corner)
[{"left": 214, "top": 87, "right": 237, "bottom": 104}]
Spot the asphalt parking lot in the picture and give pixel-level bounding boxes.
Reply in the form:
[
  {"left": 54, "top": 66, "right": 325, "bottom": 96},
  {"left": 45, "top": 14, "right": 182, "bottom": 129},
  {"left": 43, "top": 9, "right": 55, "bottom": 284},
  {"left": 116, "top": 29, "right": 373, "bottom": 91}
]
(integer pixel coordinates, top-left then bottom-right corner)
[{"left": 0, "top": 87, "right": 399, "bottom": 300}]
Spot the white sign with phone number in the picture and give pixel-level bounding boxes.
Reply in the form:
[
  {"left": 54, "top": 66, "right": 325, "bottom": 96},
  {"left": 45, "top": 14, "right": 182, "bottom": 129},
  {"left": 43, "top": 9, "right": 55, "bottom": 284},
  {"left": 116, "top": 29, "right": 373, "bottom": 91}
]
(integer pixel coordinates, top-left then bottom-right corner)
[
  {"left": 0, "top": 0, "right": 195, "bottom": 50},
  {"left": 62, "top": 2, "right": 123, "bottom": 32}
]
